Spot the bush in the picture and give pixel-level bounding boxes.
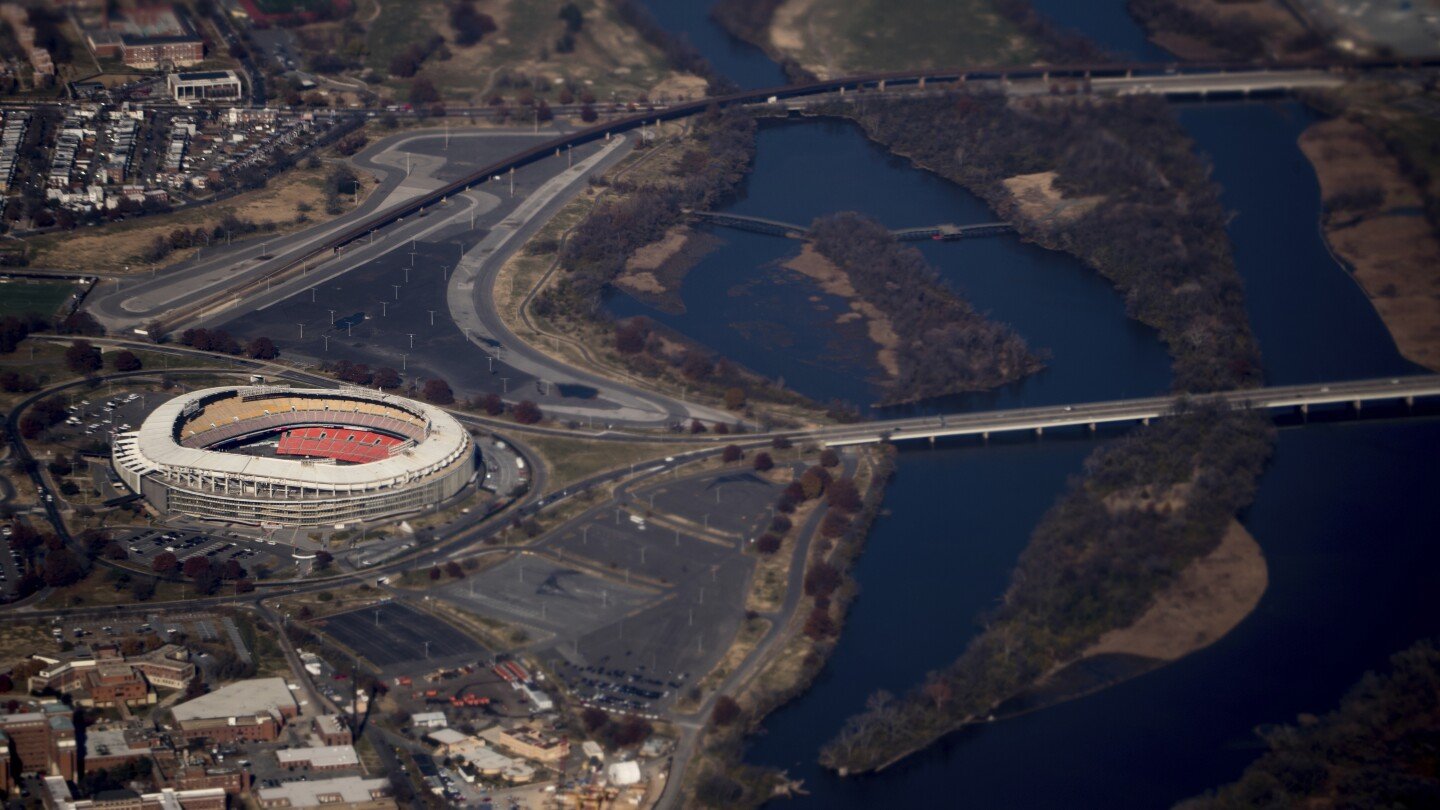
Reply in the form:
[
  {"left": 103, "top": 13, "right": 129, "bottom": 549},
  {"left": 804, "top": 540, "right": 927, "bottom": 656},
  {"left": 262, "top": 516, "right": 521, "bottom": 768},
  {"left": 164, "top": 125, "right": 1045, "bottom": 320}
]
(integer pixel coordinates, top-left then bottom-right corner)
[
  {"left": 752, "top": 452, "right": 773, "bottom": 472},
  {"left": 422, "top": 378, "right": 455, "bottom": 405},
  {"left": 710, "top": 695, "right": 741, "bottom": 726},
  {"left": 755, "top": 534, "right": 782, "bottom": 554},
  {"left": 112, "top": 350, "right": 142, "bottom": 372}
]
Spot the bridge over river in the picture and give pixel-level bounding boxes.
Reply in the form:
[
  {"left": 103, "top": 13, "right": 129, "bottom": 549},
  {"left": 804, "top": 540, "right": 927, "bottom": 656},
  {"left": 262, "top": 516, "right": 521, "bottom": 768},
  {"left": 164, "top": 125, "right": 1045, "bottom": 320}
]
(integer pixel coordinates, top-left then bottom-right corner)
[
  {"left": 818, "top": 375, "right": 1440, "bottom": 446},
  {"left": 685, "top": 210, "right": 1014, "bottom": 241}
]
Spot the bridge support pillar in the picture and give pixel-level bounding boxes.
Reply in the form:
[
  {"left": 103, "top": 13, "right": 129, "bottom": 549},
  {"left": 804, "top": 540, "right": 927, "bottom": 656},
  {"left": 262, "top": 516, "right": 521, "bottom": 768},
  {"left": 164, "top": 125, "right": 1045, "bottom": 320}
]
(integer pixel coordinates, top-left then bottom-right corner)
[
  {"left": 1141, "top": 417, "right": 1150, "bottom": 426},
  {"left": 981, "top": 431, "right": 989, "bottom": 443},
  {"left": 1406, "top": 395, "right": 1415, "bottom": 410},
  {"left": 918, "top": 77, "right": 925, "bottom": 88},
  {"left": 1034, "top": 426, "right": 1044, "bottom": 437},
  {"left": 1088, "top": 423, "right": 1096, "bottom": 433},
  {"left": 1353, "top": 399, "right": 1363, "bottom": 413},
  {"left": 929, "top": 435, "right": 935, "bottom": 448},
  {"left": 878, "top": 79, "right": 886, "bottom": 91}
]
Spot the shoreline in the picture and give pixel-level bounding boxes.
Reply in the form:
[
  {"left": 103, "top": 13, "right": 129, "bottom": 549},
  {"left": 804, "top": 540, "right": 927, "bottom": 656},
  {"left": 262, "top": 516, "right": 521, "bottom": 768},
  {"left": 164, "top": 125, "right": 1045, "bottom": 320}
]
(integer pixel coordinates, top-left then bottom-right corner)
[
  {"left": 866, "top": 519, "right": 1268, "bottom": 774},
  {"left": 1297, "top": 118, "right": 1440, "bottom": 373}
]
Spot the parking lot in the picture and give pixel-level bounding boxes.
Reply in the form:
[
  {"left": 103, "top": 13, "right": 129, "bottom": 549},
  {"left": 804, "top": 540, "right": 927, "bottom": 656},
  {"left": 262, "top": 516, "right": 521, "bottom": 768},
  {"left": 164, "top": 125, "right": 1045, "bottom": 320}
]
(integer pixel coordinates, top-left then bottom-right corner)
[
  {"left": 50, "top": 388, "right": 169, "bottom": 453},
  {"left": 436, "top": 467, "right": 787, "bottom": 715},
  {"left": 320, "top": 602, "right": 484, "bottom": 670},
  {"left": 438, "top": 557, "right": 655, "bottom": 640},
  {"left": 116, "top": 527, "right": 292, "bottom": 580},
  {"left": 42, "top": 611, "right": 250, "bottom": 674}
]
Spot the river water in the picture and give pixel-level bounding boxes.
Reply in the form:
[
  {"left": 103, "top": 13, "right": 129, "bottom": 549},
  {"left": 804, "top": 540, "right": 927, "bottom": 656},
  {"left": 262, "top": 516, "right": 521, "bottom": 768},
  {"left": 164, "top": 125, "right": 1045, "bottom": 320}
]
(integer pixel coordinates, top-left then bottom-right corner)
[{"left": 635, "top": 2, "right": 1440, "bottom": 805}]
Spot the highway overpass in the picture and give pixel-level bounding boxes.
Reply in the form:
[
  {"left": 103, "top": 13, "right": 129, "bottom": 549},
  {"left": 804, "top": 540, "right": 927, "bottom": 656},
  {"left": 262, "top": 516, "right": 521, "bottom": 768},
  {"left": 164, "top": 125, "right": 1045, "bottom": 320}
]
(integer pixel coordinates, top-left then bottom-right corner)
[{"left": 821, "top": 375, "right": 1440, "bottom": 446}]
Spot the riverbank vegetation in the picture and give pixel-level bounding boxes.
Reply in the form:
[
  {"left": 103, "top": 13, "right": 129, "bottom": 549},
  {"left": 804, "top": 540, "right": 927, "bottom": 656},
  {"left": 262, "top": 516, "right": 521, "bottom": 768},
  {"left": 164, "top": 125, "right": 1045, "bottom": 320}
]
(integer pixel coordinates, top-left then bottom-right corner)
[
  {"left": 530, "top": 108, "right": 835, "bottom": 423},
  {"left": 805, "top": 212, "right": 1044, "bottom": 402},
  {"left": 820, "top": 404, "right": 1275, "bottom": 773},
  {"left": 684, "top": 446, "right": 897, "bottom": 807},
  {"left": 825, "top": 92, "right": 1262, "bottom": 393},
  {"left": 710, "top": 0, "right": 1102, "bottom": 80},
  {"left": 552, "top": 107, "right": 756, "bottom": 300},
  {"left": 1126, "top": 0, "right": 1324, "bottom": 61},
  {"left": 1180, "top": 636, "right": 1440, "bottom": 808}
]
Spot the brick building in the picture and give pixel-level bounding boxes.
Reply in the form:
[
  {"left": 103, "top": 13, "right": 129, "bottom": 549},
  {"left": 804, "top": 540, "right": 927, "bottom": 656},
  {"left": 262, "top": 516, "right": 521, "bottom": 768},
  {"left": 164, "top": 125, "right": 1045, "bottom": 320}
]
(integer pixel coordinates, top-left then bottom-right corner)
[
  {"left": 28, "top": 645, "right": 195, "bottom": 708},
  {"left": 311, "top": 715, "right": 350, "bottom": 747},
  {"left": 0, "top": 701, "right": 78, "bottom": 792},
  {"left": 169, "top": 678, "right": 299, "bottom": 744}
]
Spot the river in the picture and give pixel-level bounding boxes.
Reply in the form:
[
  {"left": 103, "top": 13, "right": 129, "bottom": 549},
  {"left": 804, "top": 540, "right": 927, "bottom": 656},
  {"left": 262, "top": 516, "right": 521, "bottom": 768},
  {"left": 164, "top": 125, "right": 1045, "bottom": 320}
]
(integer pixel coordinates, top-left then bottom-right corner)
[{"left": 633, "top": 2, "right": 1440, "bottom": 806}]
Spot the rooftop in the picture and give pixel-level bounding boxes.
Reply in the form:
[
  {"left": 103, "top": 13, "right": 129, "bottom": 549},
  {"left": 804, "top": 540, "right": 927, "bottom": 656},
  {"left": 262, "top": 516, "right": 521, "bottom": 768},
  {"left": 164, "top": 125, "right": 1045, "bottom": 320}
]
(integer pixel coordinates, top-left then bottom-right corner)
[
  {"left": 171, "top": 677, "right": 296, "bottom": 722},
  {"left": 255, "top": 776, "right": 390, "bottom": 807},
  {"left": 426, "top": 728, "right": 469, "bottom": 746},
  {"left": 276, "top": 745, "right": 360, "bottom": 769}
]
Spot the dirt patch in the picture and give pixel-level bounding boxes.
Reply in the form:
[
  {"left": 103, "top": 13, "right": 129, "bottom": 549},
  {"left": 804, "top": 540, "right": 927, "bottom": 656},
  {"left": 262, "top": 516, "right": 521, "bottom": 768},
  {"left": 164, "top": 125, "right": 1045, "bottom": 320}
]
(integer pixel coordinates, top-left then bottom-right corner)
[
  {"left": 613, "top": 226, "right": 722, "bottom": 313},
  {"left": 626, "top": 226, "right": 691, "bottom": 272},
  {"left": 782, "top": 244, "right": 900, "bottom": 377},
  {"left": 1002, "top": 171, "right": 1103, "bottom": 226},
  {"left": 1300, "top": 119, "right": 1440, "bottom": 372},
  {"left": 1084, "top": 521, "right": 1266, "bottom": 661}
]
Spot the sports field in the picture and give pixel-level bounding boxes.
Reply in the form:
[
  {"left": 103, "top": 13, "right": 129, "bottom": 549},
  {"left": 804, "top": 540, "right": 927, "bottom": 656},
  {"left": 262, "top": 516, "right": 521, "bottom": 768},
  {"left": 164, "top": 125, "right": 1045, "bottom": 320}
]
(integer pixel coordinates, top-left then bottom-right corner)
[{"left": 0, "top": 278, "right": 79, "bottom": 318}]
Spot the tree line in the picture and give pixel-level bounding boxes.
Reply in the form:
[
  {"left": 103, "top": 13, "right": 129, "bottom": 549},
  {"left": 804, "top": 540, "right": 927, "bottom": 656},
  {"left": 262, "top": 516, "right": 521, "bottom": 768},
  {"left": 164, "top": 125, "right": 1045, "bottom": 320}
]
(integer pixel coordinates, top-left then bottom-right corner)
[
  {"left": 826, "top": 92, "right": 1263, "bottom": 394},
  {"left": 555, "top": 106, "right": 757, "bottom": 300},
  {"left": 1178, "top": 636, "right": 1440, "bottom": 808},
  {"left": 820, "top": 404, "right": 1275, "bottom": 773},
  {"left": 808, "top": 212, "right": 1044, "bottom": 402}
]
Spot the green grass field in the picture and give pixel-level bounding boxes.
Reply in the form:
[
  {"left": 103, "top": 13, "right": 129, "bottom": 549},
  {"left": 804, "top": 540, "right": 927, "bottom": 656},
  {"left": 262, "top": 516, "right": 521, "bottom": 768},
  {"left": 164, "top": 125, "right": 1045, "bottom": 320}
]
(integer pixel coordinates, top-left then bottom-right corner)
[
  {"left": 793, "top": 0, "right": 1038, "bottom": 75},
  {"left": 0, "top": 279, "right": 79, "bottom": 318}
]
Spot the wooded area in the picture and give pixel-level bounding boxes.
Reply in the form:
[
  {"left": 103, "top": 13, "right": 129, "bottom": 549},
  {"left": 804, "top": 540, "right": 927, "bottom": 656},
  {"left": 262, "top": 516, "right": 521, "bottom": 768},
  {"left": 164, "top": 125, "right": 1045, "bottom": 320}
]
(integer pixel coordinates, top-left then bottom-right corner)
[
  {"left": 807, "top": 212, "right": 1044, "bottom": 402},
  {"left": 827, "top": 92, "right": 1262, "bottom": 394},
  {"left": 1179, "top": 637, "right": 1440, "bottom": 808},
  {"left": 819, "top": 404, "right": 1275, "bottom": 773},
  {"left": 551, "top": 107, "right": 756, "bottom": 302}
]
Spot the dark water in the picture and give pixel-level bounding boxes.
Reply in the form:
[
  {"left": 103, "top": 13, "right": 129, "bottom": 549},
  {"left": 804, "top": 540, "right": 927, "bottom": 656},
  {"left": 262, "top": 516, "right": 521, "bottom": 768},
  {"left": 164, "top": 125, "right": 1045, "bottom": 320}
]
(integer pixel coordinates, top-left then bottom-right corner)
[
  {"left": 748, "top": 419, "right": 1440, "bottom": 808},
  {"left": 638, "top": 0, "right": 789, "bottom": 89},
  {"left": 1177, "top": 102, "right": 1423, "bottom": 385},
  {"left": 1029, "top": 0, "right": 1174, "bottom": 62},
  {"left": 620, "top": 2, "right": 1440, "bottom": 806},
  {"left": 607, "top": 118, "right": 1174, "bottom": 412}
]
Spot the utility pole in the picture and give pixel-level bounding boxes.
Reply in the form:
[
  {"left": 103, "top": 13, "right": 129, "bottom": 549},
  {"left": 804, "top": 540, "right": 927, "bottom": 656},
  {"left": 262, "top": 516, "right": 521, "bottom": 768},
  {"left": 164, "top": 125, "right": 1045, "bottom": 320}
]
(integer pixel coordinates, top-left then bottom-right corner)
[
  {"left": 428, "top": 310, "right": 436, "bottom": 326},
  {"left": 328, "top": 309, "right": 335, "bottom": 325},
  {"left": 297, "top": 323, "right": 304, "bottom": 339},
  {"left": 407, "top": 333, "right": 415, "bottom": 349}
]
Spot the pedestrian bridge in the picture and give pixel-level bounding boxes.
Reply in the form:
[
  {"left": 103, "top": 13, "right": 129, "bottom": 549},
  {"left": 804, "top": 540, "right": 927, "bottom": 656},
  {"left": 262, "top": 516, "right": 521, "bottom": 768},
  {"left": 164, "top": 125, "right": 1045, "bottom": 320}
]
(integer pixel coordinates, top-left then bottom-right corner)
[
  {"left": 685, "top": 210, "right": 1014, "bottom": 241},
  {"left": 819, "top": 375, "right": 1440, "bottom": 447}
]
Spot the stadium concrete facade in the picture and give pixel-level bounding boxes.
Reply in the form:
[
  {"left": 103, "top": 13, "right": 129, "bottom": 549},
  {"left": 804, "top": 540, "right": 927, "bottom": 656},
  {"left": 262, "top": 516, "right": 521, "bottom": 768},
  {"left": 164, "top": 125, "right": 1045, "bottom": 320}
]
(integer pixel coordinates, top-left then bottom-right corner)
[{"left": 112, "top": 386, "right": 475, "bottom": 526}]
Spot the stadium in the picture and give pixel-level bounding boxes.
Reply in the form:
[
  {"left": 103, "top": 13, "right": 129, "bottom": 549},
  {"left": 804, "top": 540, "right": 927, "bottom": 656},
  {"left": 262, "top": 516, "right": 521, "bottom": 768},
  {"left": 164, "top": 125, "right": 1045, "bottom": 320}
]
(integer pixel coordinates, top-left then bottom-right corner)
[{"left": 111, "top": 385, "right": 476, "bottom": 526}]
